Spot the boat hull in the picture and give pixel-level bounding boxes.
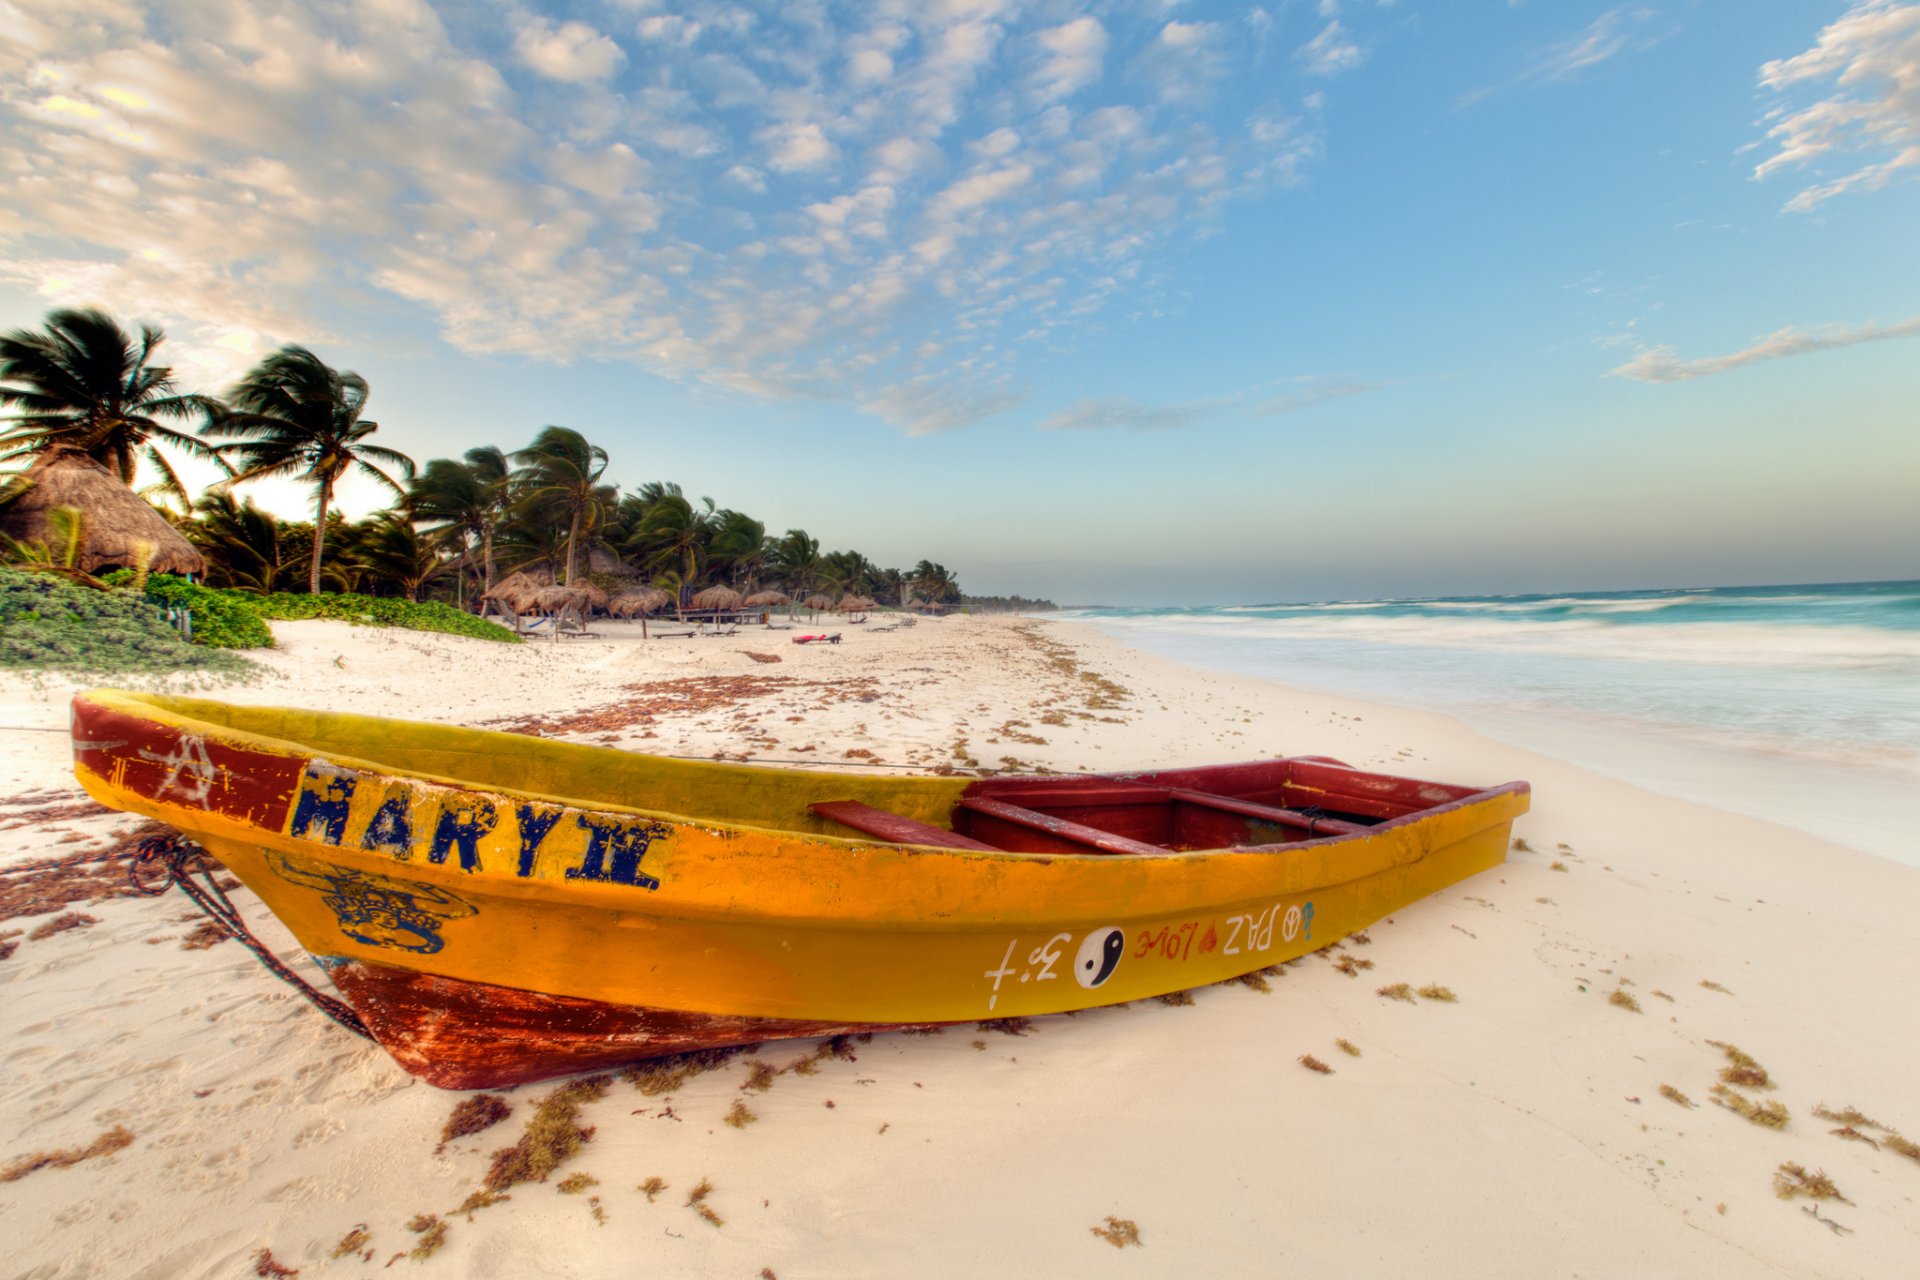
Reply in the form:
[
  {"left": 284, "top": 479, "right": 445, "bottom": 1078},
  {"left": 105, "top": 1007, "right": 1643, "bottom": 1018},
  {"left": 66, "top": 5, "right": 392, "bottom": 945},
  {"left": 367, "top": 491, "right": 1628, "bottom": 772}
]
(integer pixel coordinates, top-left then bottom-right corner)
[
  {"left": 319, "top": 956, "right": 907, "bottom": 1089},
  {"left": 71, "top": 689, "right": 1530, "bottom": 1089}
]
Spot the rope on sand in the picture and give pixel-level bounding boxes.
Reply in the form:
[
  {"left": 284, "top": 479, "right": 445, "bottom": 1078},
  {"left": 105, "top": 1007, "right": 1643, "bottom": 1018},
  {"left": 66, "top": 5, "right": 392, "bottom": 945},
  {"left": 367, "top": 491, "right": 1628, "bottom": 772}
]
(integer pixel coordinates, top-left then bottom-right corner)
[{"left": 127, "top": 831, "right": 372, "bottom": 1041}]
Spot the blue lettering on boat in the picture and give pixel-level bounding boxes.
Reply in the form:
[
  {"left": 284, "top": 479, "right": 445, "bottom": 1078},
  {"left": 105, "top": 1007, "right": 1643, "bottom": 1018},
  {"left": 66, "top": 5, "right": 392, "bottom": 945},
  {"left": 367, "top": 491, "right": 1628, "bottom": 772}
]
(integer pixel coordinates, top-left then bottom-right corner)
[
  {"left": 360, "top": 785, "right": 415, "bottom": 858},
  {"left": 429, "top": 797, "right": 498, "bottom": 872},
  {"left": 514, "top": 802, "right": 565, "bottom": 877},
  {"left": 568, "top": 813, "right": 671, "bottom": 889},
  {"left": 290, "top": 761, "right": 356, "bottom": 845}
]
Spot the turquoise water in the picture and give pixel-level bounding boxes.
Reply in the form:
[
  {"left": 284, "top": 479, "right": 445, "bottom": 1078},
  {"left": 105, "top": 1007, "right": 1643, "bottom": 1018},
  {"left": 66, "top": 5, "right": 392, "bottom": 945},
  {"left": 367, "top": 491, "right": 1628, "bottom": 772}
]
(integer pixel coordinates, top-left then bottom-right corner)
[{"left": 1063, "top": 581, "right": 1920, "bottom": 865}]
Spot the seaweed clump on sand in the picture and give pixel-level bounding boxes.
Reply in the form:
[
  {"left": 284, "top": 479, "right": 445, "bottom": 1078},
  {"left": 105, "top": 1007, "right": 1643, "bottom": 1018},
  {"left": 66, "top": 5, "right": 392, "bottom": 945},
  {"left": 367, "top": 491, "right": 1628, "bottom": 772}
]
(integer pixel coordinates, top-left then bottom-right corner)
[
  {"left": 619, "top": 1045, "right": 749, "bottom": 1097},
  {"left": 438, "top": 1094, "right": 511, "bottom": 1151},
  {"left": 1773, "top": 1163, "right": 1850, "bottom": 1204},
  {"left": 1708, "top": 1041, "right": 1773, "bottom": 1090},
  {"left": 1, "top": 1125, "right": 134, "bottom": 1182},
  {"left": 1710, "top": 1086, "right": 1788, "bottom": 1129},
  {"left": 686, "top": 1177, "right": 723, "bottom": 1228},
  {"left": 482, "top": 1075, "right": 610, "bottom": 1193},
  {"left": 1090, "top": 1217, "right": 1142, "bottom": 1248}
]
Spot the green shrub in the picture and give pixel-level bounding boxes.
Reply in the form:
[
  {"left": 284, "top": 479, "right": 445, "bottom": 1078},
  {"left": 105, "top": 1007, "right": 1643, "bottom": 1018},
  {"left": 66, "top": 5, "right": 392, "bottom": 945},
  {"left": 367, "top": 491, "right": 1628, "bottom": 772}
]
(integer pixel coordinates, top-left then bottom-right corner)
[
  {"left": 0, "top": 569, "right": 255, "bottom": 679},
  {"left": 124, "top": 573, "right": 275, "bottom": 649},
  {"left": 98, "top": 575, "right": 520, "bottom": 648},
  {"left": 252, "top": 591, "right": 519, "bottom": 644}
]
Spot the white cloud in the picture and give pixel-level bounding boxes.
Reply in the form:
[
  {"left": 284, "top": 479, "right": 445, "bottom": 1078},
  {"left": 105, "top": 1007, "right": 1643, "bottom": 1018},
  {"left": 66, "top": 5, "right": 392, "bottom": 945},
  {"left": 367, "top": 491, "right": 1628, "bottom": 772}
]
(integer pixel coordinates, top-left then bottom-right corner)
[
  {"left": 1297, "top": 21, "right": 1365, "bottom": 76},
  {"left": 1040, "top": 397, "right": 1225, "bottom": 432},
  {"left": 1460, "top": 6, "right": 1670, "bottom": 107},
  {"left": 859, "top": 374, "right": 1025, "bottom": 436},
  {"left": 762, "top": 120, "right": 838, "bottom": 172},
  {"left": 1031, "top": 17, "right": 1107, "bottom": 101},
  {"left": 637, "top": 15, "right": 702, "bottom": 46},
  {"left": 0, "top": 0, "right": 1351, "bottom": 437},
  {"left": 1526, "top": 7, "right": 1659, "bottom": 81},
  {"left": 1041, "top": 378, "right": 1373, "bottom": 431},
  {"left": 1608, "top": 318, "right": 1920, "bottom": 382},
  {"left": 516, "top": 18, "right": 627, "bottom": 83},
  {"left": 928, "top": 163, "right": 1033, "bottom": 219},
  {"left": 1754, "top": 1, "right": 1920, "bottom": 210}
]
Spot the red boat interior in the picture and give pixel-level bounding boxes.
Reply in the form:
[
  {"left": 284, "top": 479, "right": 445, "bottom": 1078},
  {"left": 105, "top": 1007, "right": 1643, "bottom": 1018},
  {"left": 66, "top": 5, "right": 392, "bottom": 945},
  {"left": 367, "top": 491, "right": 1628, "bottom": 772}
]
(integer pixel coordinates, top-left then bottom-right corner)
[{"left": 811, "top": 756, "right": 1487, "bottom": 855}]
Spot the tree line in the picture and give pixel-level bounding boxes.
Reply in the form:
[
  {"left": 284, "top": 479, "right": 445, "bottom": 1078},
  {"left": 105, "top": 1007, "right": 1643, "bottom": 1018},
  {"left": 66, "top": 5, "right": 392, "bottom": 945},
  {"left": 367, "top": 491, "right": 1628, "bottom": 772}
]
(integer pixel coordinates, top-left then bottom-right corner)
[{"left": 0, "top": 308, "right": 965, "bottom": 610}]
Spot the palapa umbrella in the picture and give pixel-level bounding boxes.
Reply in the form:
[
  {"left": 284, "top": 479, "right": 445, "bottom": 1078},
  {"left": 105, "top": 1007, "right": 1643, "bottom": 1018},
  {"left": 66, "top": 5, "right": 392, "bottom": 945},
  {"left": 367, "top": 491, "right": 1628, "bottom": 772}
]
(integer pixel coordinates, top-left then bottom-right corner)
[
  {"left": 742, "top": 589, "right": 788, "bottom": 623},
  {"left": 803, "top": 592, "right": 832, "bottom": 620},
  {"left": 610, "top": 586, "right": 672, "bottom": 636},
  {"left": 838, "top": 594, "right": 875, "bottom": 621},
  {"left": 0, "top": 450, "right": 204, "bottom": 577},
  {"left": 689, "top": 585, "right": 743, "bottom": 612},
  {"left": 482, "top": 570, "right": 543, "bottom": 614}
]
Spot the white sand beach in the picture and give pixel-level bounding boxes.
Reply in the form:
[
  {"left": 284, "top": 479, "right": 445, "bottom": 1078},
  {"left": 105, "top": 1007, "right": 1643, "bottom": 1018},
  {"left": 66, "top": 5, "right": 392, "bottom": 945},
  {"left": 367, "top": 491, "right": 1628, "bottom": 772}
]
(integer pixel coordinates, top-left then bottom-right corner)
[{"left": 3, "top": 615, "right": 1916, "bottom": 1278}]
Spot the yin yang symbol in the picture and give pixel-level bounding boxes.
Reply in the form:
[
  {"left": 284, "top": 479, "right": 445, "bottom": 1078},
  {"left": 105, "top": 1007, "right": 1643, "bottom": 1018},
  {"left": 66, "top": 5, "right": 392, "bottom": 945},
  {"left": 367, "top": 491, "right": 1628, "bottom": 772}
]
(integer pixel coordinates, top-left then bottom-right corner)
[{"left": 1074, "top": 926, "right": 1125, "bottom": 989}]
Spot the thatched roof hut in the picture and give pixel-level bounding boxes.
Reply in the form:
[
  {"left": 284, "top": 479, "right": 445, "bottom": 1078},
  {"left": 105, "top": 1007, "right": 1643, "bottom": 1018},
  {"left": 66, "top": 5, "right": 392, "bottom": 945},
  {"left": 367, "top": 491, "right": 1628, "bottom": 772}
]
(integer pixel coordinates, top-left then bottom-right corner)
[
  {"left": 529, "top": 584, "right": 607, "bottom": 614},
  {"left": 609, "top": 587, "right": 672, "bottom": 618},
  {"left": 483, "top": 570, "right": 544, "bottom": 612},
  {"left": 0, "top": 450, "right": 205, "bottom": 577},
  {"left": 690, "top": 585, "right": 743, "bottom": 611}
]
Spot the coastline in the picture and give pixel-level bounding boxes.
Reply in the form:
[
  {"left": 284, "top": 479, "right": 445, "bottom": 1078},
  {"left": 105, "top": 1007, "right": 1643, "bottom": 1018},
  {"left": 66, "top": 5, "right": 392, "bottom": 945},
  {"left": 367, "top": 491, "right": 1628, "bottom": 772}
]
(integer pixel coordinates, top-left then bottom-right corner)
[{"left": 3, "top": 614, "right": 1916, "bottom": 1278}]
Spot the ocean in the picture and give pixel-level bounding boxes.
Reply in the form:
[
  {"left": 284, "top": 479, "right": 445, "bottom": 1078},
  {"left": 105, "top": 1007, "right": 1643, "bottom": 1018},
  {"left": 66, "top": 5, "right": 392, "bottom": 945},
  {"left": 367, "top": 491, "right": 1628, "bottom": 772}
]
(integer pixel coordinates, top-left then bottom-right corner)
[{"left": 1062, "top": 581, "right": 1920, "bottom": 868}]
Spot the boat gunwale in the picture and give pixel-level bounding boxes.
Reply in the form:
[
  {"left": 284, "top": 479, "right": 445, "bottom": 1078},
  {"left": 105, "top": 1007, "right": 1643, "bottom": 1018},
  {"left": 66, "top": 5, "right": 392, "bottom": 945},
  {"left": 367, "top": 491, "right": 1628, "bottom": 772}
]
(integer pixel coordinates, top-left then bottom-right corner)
[{"left": 74, "top": 688, "right": 1530, "bottom": 871}]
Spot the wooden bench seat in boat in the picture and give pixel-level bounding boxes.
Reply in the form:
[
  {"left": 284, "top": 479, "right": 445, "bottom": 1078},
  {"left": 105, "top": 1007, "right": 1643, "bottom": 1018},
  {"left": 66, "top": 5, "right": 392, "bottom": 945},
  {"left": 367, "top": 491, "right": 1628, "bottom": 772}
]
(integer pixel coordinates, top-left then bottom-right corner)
[
  {"left": 953, "top": 796, "right": 1170, "bottom": 856},
  {"left": 809, "top": 800, "right": 999, "bottom": 850}
]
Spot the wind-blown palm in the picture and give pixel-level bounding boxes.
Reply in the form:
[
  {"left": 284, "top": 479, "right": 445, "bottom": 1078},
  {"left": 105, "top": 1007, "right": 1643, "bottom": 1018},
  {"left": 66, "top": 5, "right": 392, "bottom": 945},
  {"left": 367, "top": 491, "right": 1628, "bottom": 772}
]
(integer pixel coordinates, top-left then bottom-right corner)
[
  {"left": 633, "top": 493, "right": 718, "bottom": 604},
  {"left": 191, "top": 491, "right": 289, "bottom": 593},
  {"left": 352, "top": 509, "right": 445, "bottom": 603},
  {"left": 512, "top": 426, "right": 608, "bottom": 585},
  {"left": 910, "top": 559, "right": 958, "bottom": 605},
  {"left": 0, "top": 308, "right": 225, "bottom": 507},
  {"left": 708, "top": 509, "right": 766, "bottom": 588},
  {"left": 412, "top": 446, "right": 511, "bottom": 594},
  {"left": 205, "top": 346, "right": 414, "bottom": 593},
  {"left": 770, "top": 529, "right": 822, "bottom": 597}
]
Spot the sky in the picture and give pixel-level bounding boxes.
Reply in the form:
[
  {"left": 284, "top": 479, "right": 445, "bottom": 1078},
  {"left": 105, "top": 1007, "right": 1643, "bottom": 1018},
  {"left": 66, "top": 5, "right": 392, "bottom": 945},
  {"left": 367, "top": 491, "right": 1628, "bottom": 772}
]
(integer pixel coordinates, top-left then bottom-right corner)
[{"left": 1, "top": 0, "right": 1916, "bottom": 605}]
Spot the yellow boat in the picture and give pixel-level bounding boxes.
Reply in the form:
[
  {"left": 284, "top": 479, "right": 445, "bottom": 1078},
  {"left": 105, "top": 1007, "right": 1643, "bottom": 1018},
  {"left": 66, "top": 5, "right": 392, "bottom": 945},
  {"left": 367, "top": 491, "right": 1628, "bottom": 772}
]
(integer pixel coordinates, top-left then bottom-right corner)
[{"left": 71, "top": 688, "right": 1530, "bottom": 1089}]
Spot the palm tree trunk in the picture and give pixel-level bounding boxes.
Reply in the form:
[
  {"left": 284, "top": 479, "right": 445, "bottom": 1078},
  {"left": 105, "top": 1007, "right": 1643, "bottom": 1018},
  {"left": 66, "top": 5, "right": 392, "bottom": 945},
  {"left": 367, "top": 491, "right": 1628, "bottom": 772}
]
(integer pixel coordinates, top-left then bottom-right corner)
[
  {"left": 116, "top": 438, "right": 135, "bottom": 486},
  {"left": 481, "top": 525, "right": 496, "bottom": 594},
  {"left": 309, "top": 483, "right": 331, "bottom": 594},
  {"left": 564, "top": 504, "right": 582, "bottom": 586}
]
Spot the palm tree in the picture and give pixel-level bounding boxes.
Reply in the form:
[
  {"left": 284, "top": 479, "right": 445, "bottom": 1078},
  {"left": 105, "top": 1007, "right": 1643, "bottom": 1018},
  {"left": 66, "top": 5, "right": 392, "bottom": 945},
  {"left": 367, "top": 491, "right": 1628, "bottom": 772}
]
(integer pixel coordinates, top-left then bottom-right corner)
[
  {"left": 708, "top": 509, "right": 768, "bottom": 589},
  {"left": 909, "top": 559, "right": 959, "bottom": 606},
  {"left": 205, "top": 346, "right": 414, "bottom": 593},
  {"left": 352, "top": 509, "right": 445, "bottom": 602},
  {"left": 629, "top": 489, "right": 718, "bottom": 604},
  {"left": 769, "top": 528, "right": 822, "bottom": 597},
  {"left": 411, "top": 445, "right": 511, "bottom": 598},
  {"left": 190, "top": 491, "right": 289, "bottom": 593},
  {"left": 0, "top": 307, "right": 226, "bottom": 507},
  {"left": 512, "top": 426, "right": 609, "bottom": 585}
]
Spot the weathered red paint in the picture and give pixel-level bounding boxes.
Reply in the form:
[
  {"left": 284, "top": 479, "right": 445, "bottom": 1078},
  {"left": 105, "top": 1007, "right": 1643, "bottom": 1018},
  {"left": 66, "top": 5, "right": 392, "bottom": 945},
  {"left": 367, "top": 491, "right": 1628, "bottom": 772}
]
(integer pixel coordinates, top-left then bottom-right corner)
[
  {"left": 71, "top": 695, "right": 303, "bottom": 831},
  {"left": 954, "top": 796, "right": 1172, "bottom": 856},
  {"left": 323, "top": 958, "right": 935, "bottom": 1090}
]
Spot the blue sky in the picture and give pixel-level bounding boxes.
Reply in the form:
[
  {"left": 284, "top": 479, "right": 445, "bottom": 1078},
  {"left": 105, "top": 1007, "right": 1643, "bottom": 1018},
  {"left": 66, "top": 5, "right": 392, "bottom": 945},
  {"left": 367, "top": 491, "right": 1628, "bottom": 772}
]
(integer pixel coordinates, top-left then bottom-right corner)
[{"left": 1, "top": 1, "right": 1915, "bottom": 604}]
